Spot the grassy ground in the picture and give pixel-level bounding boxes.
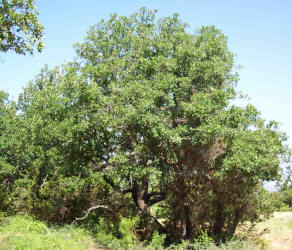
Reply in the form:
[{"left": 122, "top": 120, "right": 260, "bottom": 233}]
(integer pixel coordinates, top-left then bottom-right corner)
[
  {"left": 0, "top": 215, "right": 101, "bottom": 250},
  {"left": 254, "top": 212, "right": 292, "bottom": 250},
  {"left": 4, "top": 214, "right": 291, "bottom": 249}
]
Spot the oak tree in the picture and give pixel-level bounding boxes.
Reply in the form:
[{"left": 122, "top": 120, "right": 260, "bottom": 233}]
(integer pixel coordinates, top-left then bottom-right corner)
[{"left": 1, "top": 8, "right": 288, "bottom": 244}]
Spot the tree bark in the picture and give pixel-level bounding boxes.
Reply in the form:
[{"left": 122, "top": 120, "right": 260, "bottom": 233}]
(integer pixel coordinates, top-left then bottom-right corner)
[
  {"left": 173, "top": 190, "right": 192, "bottom": 241},
  {"left": 213, "top": 200, "right": 225, "bottom": 238},
  {"left": 227, "top": 203, "right": 247, "bottom": 236},
  {"left": 132, "top": 176, "right": 149, "bottom": 211}
]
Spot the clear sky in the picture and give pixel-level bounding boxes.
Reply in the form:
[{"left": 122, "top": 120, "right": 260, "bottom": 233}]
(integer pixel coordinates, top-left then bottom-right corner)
[{"left": 1, "top": 0, "right": 291, "bottom": 149}]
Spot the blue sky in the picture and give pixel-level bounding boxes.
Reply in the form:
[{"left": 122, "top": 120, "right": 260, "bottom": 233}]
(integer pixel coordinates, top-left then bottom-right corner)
[{"left": 1, "top": 0, "right": 291, "bottom": 148}]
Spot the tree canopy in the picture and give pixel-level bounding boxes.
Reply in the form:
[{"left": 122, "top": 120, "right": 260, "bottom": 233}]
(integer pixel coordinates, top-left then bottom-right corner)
[
  {"left": 0, "top": 0, "right": 43, "bottom": 54},
  {"left": 0, "top": 8, "right": 289, "bottom": 245}
]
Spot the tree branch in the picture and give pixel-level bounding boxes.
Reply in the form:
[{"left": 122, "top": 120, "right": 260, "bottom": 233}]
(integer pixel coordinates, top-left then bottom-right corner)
[
  {"left": 73, "top": 205, "right": 109, "bottom": 224},
  {"left": 91, "top": 160, "right": 109, "bottom": 171},
  {"left": 148, "top": 213, "right": 167, "bottom": 234},
  {"left": 148, "top": 191, "right": 166, "bottom": 197},
  {"left": 103, "top": 175, "right": 133, "bottom": 194},
  {"left": 149, "top": 194, "right": 167, "bottom": 206}
]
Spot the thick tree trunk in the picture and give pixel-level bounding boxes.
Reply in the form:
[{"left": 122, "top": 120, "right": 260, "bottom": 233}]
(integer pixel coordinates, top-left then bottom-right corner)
[
  {"left": 227, "top": 203, "right": 247, "bottom": 236},
  {"left": 174, "top": 193, "right": 192, "bottom": 241},
  {"left": 183, "top": 205, "right": 192, "bottom": 240},
  {"left": 213, "top": 200, "right": 225, "bottom": 238},
  {"left": 181, "top": 205, "right": 192, "bottom": 240},
  {"left": 131, "top": 176, "right": 167, "bottom": 239},
  {"left": 132, "top": 176, "right": 149, "bottom": 211}
]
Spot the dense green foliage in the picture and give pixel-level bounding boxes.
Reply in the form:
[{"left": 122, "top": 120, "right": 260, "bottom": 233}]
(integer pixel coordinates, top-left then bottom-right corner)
[
  {"left": 0, "top": 8, "right": 289, "bottom": 247},
  {"left": 0, "top": 0, "right": 43, "bottom": 54}
]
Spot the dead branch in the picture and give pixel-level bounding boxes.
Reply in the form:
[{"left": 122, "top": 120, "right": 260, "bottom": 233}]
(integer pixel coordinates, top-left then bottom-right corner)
[{"left": 73, "top": 205, "right": 109, "bottom": 224}]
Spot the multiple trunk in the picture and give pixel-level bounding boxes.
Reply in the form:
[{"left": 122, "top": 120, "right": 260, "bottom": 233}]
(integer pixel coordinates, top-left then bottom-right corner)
[
  {"left": 103, "top": 166, "right": 246, "bottom": 243},
  {"left": 177, "top": 199, "right": 192, "bottom": 240}
]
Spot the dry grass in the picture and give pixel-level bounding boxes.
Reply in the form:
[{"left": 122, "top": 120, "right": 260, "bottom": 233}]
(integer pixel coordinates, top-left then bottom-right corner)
[{"left": 255, "top": 212, "right": 292, "bottom": 250}]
